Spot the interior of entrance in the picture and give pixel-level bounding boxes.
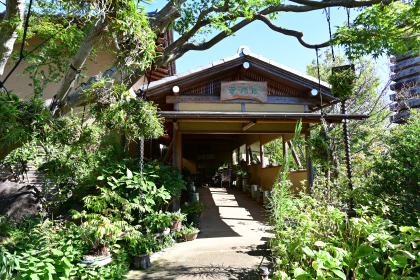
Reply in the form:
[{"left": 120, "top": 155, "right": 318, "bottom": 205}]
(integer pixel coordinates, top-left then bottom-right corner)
[{"left": 181, "top": 133, "right": 308, "bottom": 193}]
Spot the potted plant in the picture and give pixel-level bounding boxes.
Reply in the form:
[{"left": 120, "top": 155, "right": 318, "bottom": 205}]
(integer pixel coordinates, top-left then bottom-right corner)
[
  {"left": 233, "top": 165, "right": 243, "bottom": 190},
  {"left": 242, "top": 171, "right": 251, "bottom": 194},
  {"left": 328, "top": 65, "right": 357, "bottom": 101},
  {"left": 188, "top": 190, "right": 201, "bottom": 203},
  {"left": 251, "top": 184, "right": 259, "bottom": 201},
  {"left": 181, "top": 201, "right": 209, "bottom": 226},
  {"left": 143, "top": 211, "right": 172, "bottom": 236},
  {"left": 180, "top": 223, "right": 200, "bottom": 241},
  {"left": 129, "top": 234, "right": 155, "bottom": 270},
  {"left": 168, "top": 210, "right": 186, "bottom": 232}
]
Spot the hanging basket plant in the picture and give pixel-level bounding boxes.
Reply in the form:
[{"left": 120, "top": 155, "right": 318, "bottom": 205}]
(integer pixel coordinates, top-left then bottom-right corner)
[
  {"left": 308, "top": 124, "right": 333, "bottom": 166},
  {"left": 328, "top": 64, "right": 357, "bottom": 100}
]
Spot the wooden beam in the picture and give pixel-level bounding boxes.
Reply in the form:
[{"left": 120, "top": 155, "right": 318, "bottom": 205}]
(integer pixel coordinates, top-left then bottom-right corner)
[
  {"left": 180, "top": 131, "right": 300, "bottom": 135},
  {"left": 166, "top": 119, "right": 323, "bottom": 124},
  {"left": 287, "top": 141, "right": 301, "bottom": 167},
  {"left": 166, "top": 95, "right": 317, "bottom": 106},
  {"left": 161, "top": 139, "right": 173, "bottom": 164},
  {"left": 243, "top": 120, "right": 257, "bottom": 131},
  {"left": 183, "top": 135, "right": 236, "bottom": 139}
]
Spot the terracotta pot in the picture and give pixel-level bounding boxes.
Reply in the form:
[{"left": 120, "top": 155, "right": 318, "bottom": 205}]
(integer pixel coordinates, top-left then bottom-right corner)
[
  {"left": 170, "top": 221, "right": 182, "bottom": 232},
  {"left": 182, "top": 232, "right": 199, "bottom": 241}
]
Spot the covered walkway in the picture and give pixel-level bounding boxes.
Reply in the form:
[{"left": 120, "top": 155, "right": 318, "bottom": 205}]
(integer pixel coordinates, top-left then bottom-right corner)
[{"left": 126, "top": 186, "right": 271, "bottom": 280}]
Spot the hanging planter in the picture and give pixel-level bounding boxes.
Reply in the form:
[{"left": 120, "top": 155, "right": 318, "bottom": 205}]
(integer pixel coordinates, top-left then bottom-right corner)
[{"left": 328, "top": 64, "right": 356, "bottom": 100}]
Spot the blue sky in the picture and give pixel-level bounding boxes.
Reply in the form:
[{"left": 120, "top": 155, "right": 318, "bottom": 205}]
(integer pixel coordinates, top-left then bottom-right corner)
[{"left": 146, "top": 0, "right": 390, "bottom": 86}]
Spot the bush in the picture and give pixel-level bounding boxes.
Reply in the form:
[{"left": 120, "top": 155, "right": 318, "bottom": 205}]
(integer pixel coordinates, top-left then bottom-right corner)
[
  {"left": 270, "top": 194, "right": 420, "bottom": 280},
  {"left": 366, "top": 109, "right": 420, "bottom": 226}
]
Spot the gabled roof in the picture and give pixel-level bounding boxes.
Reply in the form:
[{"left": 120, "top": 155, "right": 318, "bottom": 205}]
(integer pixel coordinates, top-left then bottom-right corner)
[{"left": 139, "top": 46, "right": 338, "bottom": 112}]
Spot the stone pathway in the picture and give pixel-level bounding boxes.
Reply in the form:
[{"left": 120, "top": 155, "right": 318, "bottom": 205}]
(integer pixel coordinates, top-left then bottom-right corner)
[{"left": 126, "top": 186, "right": 271, "bottom": 280}]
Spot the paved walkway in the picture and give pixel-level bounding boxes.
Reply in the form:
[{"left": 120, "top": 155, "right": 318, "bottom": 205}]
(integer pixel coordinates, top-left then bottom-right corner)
[{"left": 126, "top": 186, "right": 271, "bottom": 280}]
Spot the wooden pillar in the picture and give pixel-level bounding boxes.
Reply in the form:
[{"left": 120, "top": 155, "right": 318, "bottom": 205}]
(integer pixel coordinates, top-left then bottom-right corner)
[
  {"left": 259, "top": 135, "right": 263, "bottom": 189},
  {"left": 172, "top": 121, "right": 181, "bottom": 212},
  {"left": 305, "top": 131, "right": 313, "bottom": 195}
]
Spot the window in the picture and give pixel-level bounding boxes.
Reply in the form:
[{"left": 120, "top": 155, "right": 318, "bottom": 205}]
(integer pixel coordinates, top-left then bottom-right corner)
[
  {"left": 247, "top": 142, "right": 261, "bottom": 165},
  {"left": 263, "top": 137, "right": 283, "bottom": 167}
]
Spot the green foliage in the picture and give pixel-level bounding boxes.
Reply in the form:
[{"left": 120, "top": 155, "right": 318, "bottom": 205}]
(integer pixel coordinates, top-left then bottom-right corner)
[
  {"left": 1, "top": 219, "right": 129, "bottom": 280},
  {"left": 366, "top": 109, "right": 420, "bottom": 226},
  {"left": 327, "top": 68, "right": 357, "bottom": 100},
  {"left": 0, "top": 92, "right": 50, "bottom": 147},
  {"left": 84, "top": 78, "right": 164, "bottom": 142},
  {"left": 180, "top": 223, "right": 200, "bottom": 234},
  {"left": 305, "top": 50, "right": 389, "bottom": 206},
  {"left": 333, "top": 2, "right": 420, "bottom": 60},
  {"left": 168, "top": 211, "right": 187, "bottom": 223},
  {"left": 181, "top": 201, "right": 209, "bottom": 217},
  {"left": 268, "top": 120, "right": 302, "bottom": 236},
  {"left": 265, "top": 138, "right": 284, "bottom": 166},
  {"left": 270, "top": 194, "right": 420, "bottom": 280},
  {"left": 143, "top": 211, "right": 172, "bottom": 232}
]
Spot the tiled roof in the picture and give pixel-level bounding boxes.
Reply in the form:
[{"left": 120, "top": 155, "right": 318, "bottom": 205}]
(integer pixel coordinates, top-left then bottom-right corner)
[{"left": 139, "top": 46, "right": 331, "bottom": 92}]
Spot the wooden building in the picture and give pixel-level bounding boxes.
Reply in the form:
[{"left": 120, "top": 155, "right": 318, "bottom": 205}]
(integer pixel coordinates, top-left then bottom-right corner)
[{"left": 137, "top": 46, "right": 366, "bottom": 193}]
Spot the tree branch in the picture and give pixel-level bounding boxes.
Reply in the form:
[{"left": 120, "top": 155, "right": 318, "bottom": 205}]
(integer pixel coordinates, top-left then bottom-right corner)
[
  {"left": 54, "top": 16, "right": 111, "bottom": 105},
  {"left": 288, "top": 0, "right": 392, "bottom": 8},
  {"left": 254, "top": 14, "right": 330, "bottom": 48},
  {"left": 0, "top": 0, "right": 26, "bottom": 76}
]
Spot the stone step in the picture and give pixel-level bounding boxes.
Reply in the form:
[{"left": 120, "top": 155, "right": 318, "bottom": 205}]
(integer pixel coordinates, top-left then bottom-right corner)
[{"left": 389, "top": 86, "right": 420, "bottom": 101}]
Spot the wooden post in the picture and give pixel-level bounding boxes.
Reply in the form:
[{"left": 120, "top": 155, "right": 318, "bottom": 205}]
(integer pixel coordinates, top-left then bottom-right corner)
[
  {"left": 305, "top": 131, "right": 313, "bottom": 195},
  {"left": 161, "top": 139, "right": 173, "bottom": 164},
  {"left": 172, "top": 121, "right": 181, "bottom": 212},
  {"left": 341, "top": 100, "right": 355, "bottom": 214},
  {"left": 260, "top": 135, "right": 263, "bottom": 189}
]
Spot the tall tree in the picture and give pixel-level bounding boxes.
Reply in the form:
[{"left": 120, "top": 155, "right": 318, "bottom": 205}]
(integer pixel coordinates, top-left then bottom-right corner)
[
  {"left": 305, "top": 50, "right": 390, "bottom": 203},
  {"left": 0, "top": 0, "right": 397, "bottom": 160}
]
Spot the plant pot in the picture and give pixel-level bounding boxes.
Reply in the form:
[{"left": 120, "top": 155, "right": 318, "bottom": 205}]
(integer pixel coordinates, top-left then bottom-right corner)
[
  {"left": 134, "top": 253, "right": 151, "bottom": 270},
  {"left": 189, "top": 192, "right": 199, "bottom": 202},
  {"left": 187, "top": 215, "right": 201, "bottom": 225},
  {"left": 80, "top": 254, "right": 113, "bottom": 268},
  {"left": 187, "top": 182, "right": 195, "bottom": 192},
  {"left": 242, "top": 179, "right": 249, "bottom": 193},
  {"left": 182, "top": 232, "right": 199, "bottom": 241},
  {"left": 252, "top": 185, "right": 259, "bottom": 201},
  {"left": 257, "top": 192, "right": 264, "bottom": 205},
  {"left": 251, "top": 161, "right": 256, "bottom": 164},
  {"left": 236, "top": 176, "right": 242, "bottom": 190},
  {"left": 263, "top": 190, "right": 272, "bottom": 208},
  {"left": 170, "top": 221, "right": 182, "bottom": 232}
]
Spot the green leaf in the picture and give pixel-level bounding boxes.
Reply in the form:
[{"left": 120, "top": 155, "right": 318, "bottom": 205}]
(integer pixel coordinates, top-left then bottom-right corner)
[
  {"left": 50, "top": 249, "right": 63, "bottom": 256},
  {"left": 127, "top": 169, "right": 133, "bottom": 178},
  {"left": 302, "top": 246, "right": 315, "bottom": 257},
  {"left": 332, "top": 269, "right": 346, "bottom": 280},
  {"left": 314, "top": 241, "right": 327, "bottom": 247},
  {"left": 354, "top": 246, "right": 375, "bottom": 259},
  {"left": 97, "top": 176, "right": 104, "bottom": 180}
]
